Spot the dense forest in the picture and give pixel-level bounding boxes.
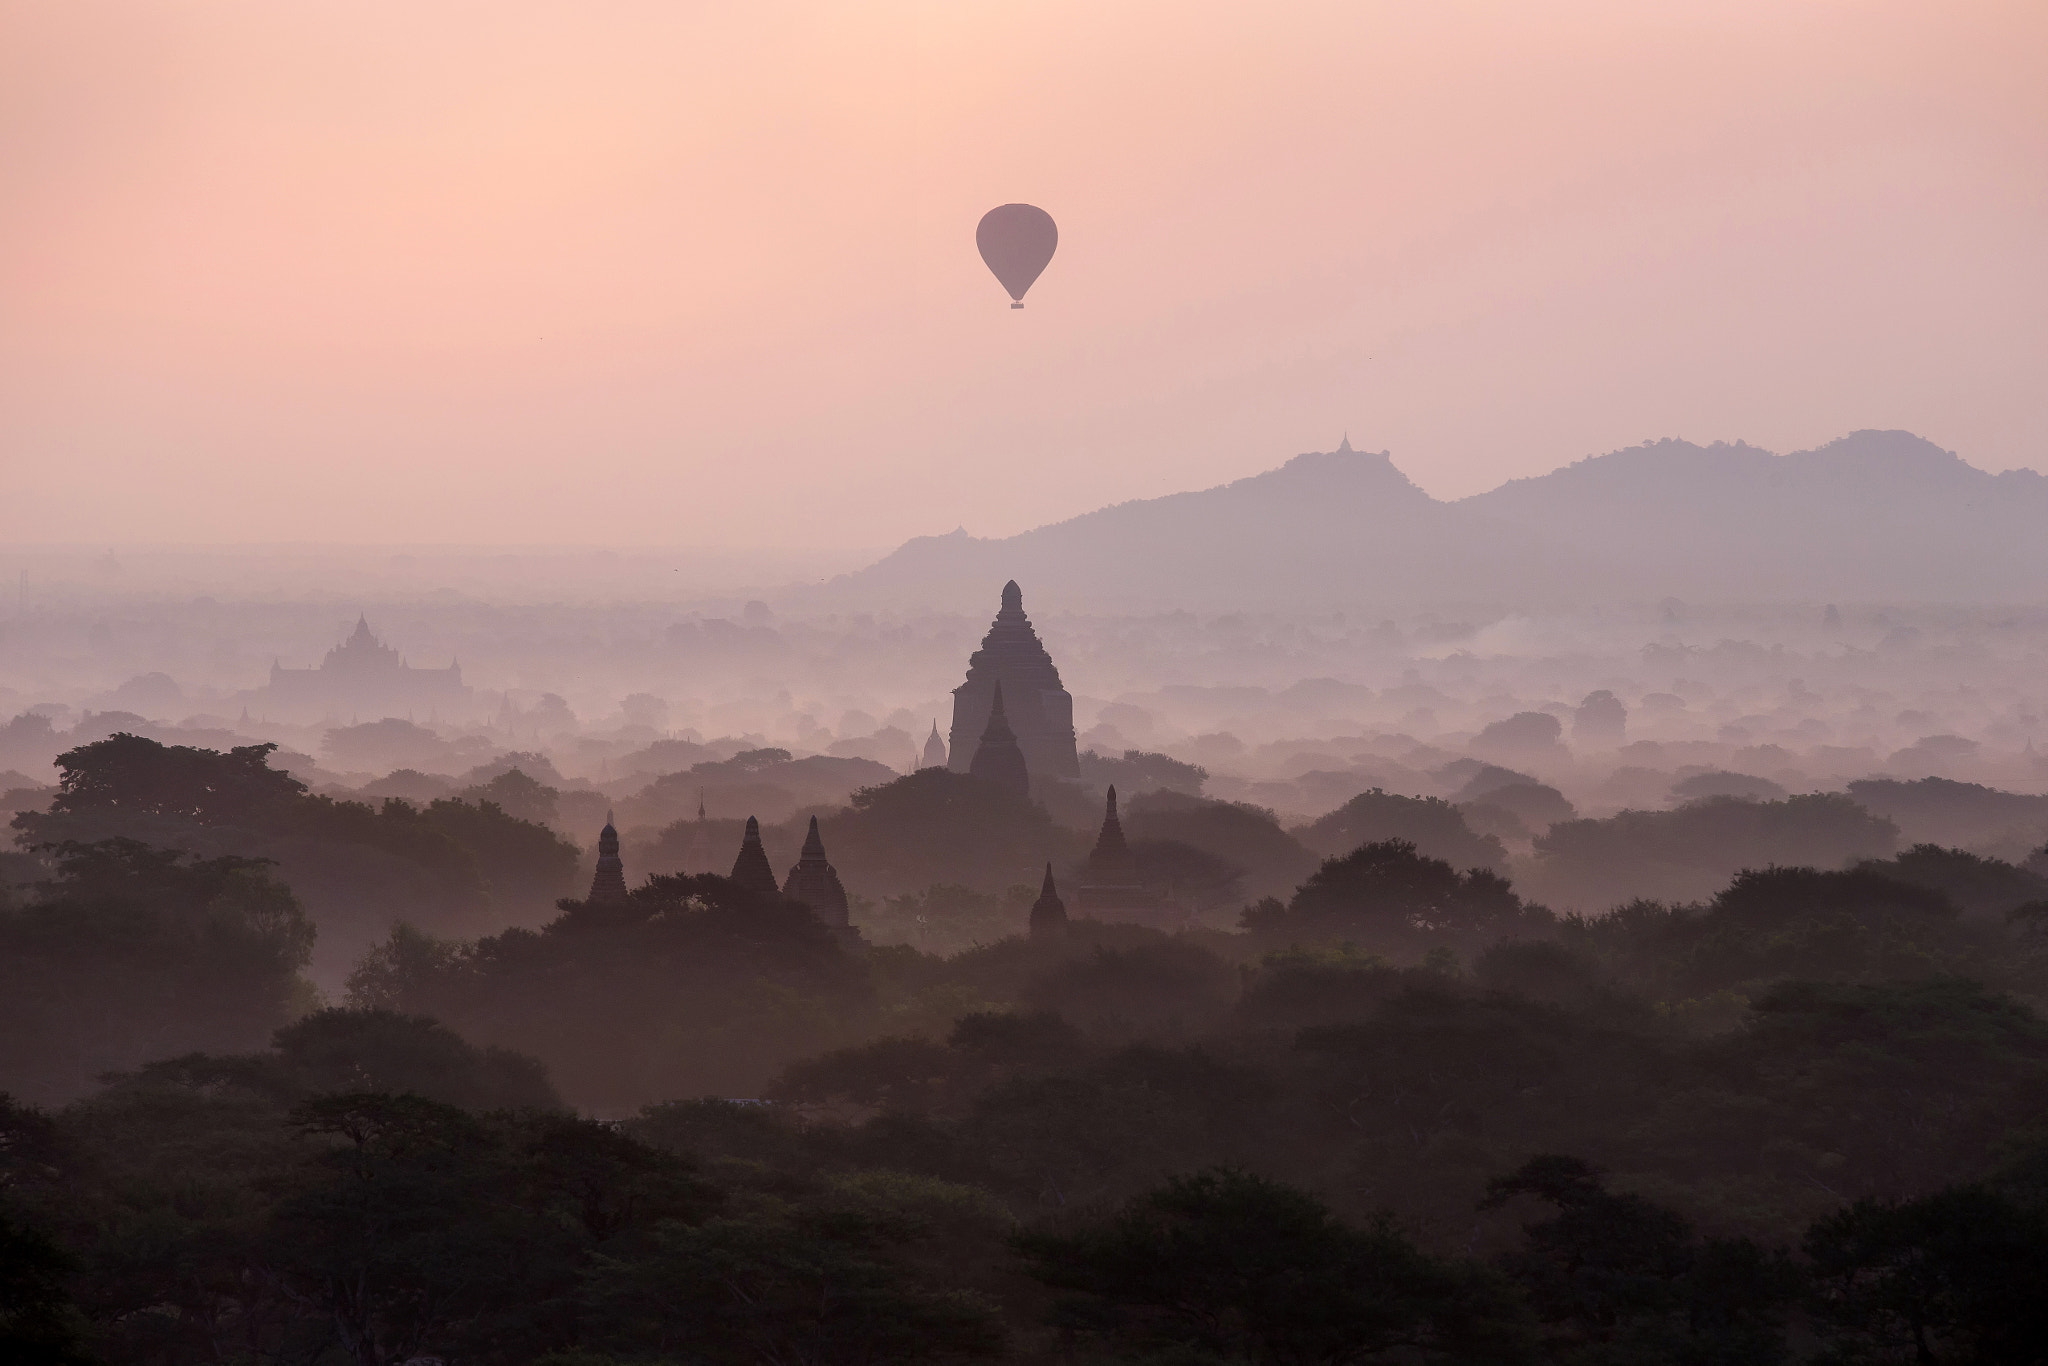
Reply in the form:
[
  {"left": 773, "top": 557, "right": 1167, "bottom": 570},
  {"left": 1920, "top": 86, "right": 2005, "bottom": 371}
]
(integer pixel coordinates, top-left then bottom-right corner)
[{"left": 7, "top": 735, "right": 2048, "bottom": 1364}]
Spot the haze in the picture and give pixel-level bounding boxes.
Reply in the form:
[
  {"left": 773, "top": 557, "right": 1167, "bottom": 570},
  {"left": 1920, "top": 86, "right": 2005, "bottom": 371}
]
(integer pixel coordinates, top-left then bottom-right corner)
[{"left": 4, "top": 0, "right": 2044, "bottom": 547}]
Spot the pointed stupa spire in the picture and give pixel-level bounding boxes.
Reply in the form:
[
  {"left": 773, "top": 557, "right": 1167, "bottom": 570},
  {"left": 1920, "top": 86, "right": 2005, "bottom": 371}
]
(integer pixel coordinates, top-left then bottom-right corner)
[
  {"left": 781, "top": 814, "right": 851, "bottom": 928},
  {"left": 1338, "top": 432, "right": 1353, "bottom": 453},
  {"left": 729, "top": 815, "right": 779, "bottom": 898},
  {"left": 587, "top": 809, "right": 627, "bottom": 904},
  {"left": 1001, "top": 579, "right": 1023, "bottom": 613},
  {"left": 922, "top": 720, "right": 947, "bottom": 770},
  {"left": 1083, "top": 785, "right": 1140, "bottom": 887},
  {"left": 1030, "top": 861, "right": 1067, "bottom": 938},
  {"left": 968, "top": 681, "right": 1030, "bottom": 797}
]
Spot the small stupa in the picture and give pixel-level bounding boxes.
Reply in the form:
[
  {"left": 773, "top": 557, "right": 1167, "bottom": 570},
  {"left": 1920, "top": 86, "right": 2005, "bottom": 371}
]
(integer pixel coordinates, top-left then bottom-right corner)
[
  {"left": 1029, "top": 862, "right": 1067, "bottom": 938},
  {"left": 1075, "top": 785, "right": 1152, "bottom": 915},
  {"left": 782, "top": 815, "right": 851, "bottom": 929},
  {"left": 921, "top": 721, "right": 948, "bottom": 770},
  {"left": 729, "top": 815, "right": 780, "bottom": 898}
]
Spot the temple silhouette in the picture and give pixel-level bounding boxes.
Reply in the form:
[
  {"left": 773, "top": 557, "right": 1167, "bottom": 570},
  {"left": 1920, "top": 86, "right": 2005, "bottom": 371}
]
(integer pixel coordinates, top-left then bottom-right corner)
[
  {"left": 781, "top": 815, "right": 851, "bottom": 929},
  {"left": 948, "top": 581, "right": 1078, "bottom": 787},
  {"left": 729, "top": 816, "right": 779, "bottom": 898},
  {"left": 587, "top": 811, "right": 628, "bottom": 904},
  {"left": 1074, "top": 785, "right": 1159, "bottom": 919},
  {"left": 260, "top": 615, "right": 470, "bottom": 720},
  {"left": 966, "top": 682, "right": 1031, "bottom": 798},
  {"left": 1030, "top": 863, "right": 1067, "bottom": 938}
]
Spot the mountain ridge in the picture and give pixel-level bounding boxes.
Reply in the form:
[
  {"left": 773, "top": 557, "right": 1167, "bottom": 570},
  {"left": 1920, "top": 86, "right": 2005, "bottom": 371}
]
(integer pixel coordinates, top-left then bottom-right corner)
[{"left": 819, "top": 430, "right": 2047, "bottom": 612}]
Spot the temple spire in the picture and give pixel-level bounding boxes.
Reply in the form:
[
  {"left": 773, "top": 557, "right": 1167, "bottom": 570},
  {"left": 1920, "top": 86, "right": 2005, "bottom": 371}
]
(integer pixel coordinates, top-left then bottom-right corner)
[
  {"left": 1076, "top": 784, "right": 1145, "bottom": 914},
  {"left": 781, "top": 814, "right": 851, "bottom": 929},
  {"left": 921, "top": 721, "right": 947, "bottom": 770},
  {"left": 1030, "top": 862, "right": 1067, "bottom": 938},
  {"left": 729, "top": 815, "right": 779, "bottom": 898},
  {"left": 968, "top": 681, "right": 1030, "bottom": 798},
  {"left": 587, "top": 810, "right": 627, "bottom": 904}
]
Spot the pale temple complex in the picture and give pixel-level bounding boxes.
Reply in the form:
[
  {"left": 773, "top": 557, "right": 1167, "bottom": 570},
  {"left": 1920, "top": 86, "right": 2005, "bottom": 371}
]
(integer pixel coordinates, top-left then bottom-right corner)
[{"left": 262, "top": 615, "right": 470, "bottom": 720}]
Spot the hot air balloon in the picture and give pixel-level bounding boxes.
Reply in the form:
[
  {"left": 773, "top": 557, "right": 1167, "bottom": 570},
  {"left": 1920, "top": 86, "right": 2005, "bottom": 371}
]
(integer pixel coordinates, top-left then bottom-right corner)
[{"left": 976, "top": 204, "right": 1057, "bottom": 308}]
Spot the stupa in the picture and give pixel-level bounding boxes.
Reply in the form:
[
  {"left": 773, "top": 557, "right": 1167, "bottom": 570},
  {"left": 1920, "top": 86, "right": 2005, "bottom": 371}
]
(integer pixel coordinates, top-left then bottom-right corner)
[
  {"left": 729, "top": 815, "right": 780, "bottom": 898},
  {"left": 1075, "top": 785, "right": 1154, "bottom": 916},
  {"left": 921, "top": 722, "right": 948, "bottom": 770},
  {"left": 1029, "top": 863, "right": 1068, "bottom": 938},
  {"left": 967, "top": 682, "right": 1031, "bottom": 798},
  {"left": 782, "top": 815, "right": 851, "bottom": 928},
  {"left": 948, "top": 582, "right": 1078, "bottom": 783},
  {"left": 586, "top": 811, "right": 628, "bottom": 904}
]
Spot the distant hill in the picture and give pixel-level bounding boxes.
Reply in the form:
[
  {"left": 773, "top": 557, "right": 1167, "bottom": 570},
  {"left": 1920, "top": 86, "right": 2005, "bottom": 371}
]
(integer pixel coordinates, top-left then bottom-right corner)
[
  {"left": 1460, "top": 431, "right": 2048, "bottom": 601},
  {"left": 823, "top": 430, "right": 2048, "bottom": 611}
]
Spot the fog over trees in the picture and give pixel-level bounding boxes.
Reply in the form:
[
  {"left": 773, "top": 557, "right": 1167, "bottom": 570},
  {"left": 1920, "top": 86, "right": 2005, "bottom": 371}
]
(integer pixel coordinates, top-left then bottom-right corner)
[{"left": 10, "top": 435, "right": 2048, "bottom": 1362}]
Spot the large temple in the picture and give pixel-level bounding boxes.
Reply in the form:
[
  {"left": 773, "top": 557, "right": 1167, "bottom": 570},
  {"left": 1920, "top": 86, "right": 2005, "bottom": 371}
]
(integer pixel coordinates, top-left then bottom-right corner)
[
  {"left": 948, "top": 581, "right": 1078, "bottom": 787},
  {"left": 261, "top": 615, "right": 470, "bottom": 720}
]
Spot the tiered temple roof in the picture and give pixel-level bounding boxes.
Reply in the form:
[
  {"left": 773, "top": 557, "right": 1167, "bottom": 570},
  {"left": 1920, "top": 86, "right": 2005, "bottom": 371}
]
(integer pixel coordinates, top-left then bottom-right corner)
[
  {"left": 587, "top": 810, "right": 628, "bottom": 903},
  {"left": 948, "top": 581, "right": 1078, "bottom": 783}
]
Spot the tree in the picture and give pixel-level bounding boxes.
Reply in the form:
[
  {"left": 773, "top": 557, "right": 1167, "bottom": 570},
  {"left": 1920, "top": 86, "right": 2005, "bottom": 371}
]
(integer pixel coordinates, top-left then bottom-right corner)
[
  {"left": 1015, "top": 1167, "right": 1527, "bottom": 1364},
  {"left": 0, "top": 838, "right": 315, "bottom": 1104},
  {"left": 583, "top": 1206, "right": 1005, "bottom": 1366},
  {"left": 267, "top": 1093, "right": 543, "bottom": 1366},
  {"left": 1530, "top": 795, "right": 1899, "bottom": 910},
  {"left": 1297, "top": 790, "right": 1509, "bottom": 873},
  {"left": 1805, "top": 1185, "right": 2048, "bottom": 1365},
  {"left": 0, "top": 1205, "right": 88, "bottom": 1366},
  {"left": 1483, "top": 1155, "right": 1795, "bottom": 1365},
  {"left": 346, "top": 873, "right": 870, "bottom": 1110},
  {"left": 34, "top": 733, "right": 307, "bottom": 826},
  {"left": 1249, "top": 839, "right": 1526, "bottom": 941}
]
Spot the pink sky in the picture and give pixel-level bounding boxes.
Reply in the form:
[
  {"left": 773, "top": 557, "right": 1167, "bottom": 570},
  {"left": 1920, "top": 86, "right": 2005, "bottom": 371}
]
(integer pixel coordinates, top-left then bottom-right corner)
[{"left": 2, "top": 1, "right": 2043, "bottom": 549}]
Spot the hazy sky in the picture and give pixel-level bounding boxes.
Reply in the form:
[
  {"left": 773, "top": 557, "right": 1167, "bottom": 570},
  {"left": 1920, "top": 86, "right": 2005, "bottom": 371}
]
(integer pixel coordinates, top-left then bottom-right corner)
[{"left": 3, "top": 1, "right": 2043, "bottom": 549}]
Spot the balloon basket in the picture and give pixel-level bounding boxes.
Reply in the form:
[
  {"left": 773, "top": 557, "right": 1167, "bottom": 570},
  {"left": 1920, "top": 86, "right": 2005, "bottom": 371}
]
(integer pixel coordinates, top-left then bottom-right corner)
[{"left": 1010, "top": 302, "right": 1024, "bottom": 309}]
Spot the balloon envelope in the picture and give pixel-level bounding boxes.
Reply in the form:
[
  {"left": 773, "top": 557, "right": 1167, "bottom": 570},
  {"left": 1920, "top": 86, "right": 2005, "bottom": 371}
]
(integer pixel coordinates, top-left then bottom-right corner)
[{"left": 976, "top": 204, "right": 1058, "bottom": 307}]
